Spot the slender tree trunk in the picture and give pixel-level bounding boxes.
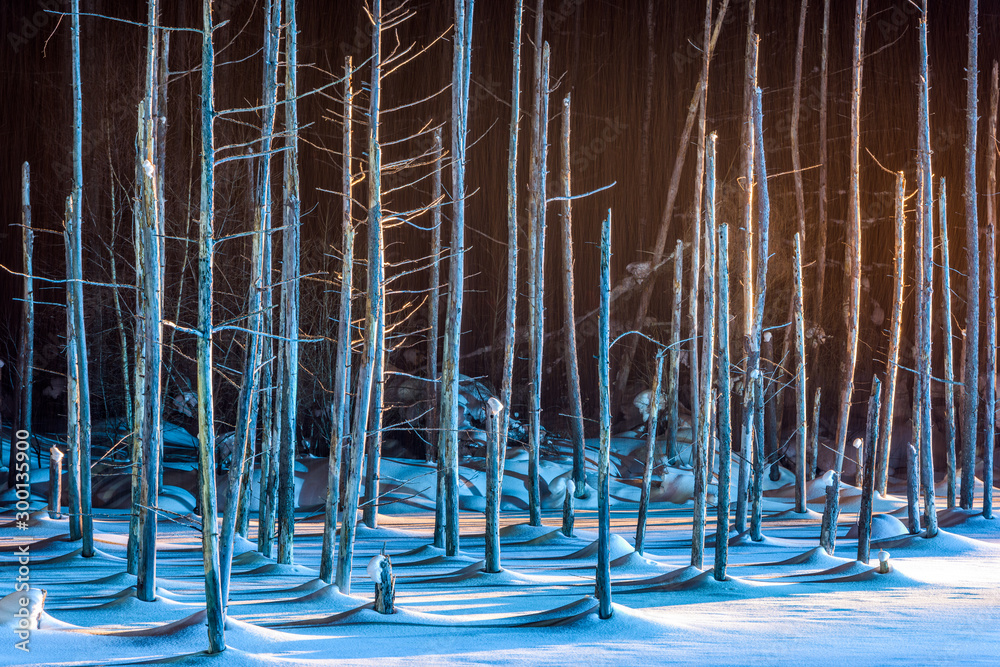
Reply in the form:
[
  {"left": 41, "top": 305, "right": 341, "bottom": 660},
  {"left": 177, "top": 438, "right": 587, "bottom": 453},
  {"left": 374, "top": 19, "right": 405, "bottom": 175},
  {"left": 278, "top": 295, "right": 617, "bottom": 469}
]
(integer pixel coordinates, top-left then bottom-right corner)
[
  {"left": 438, "top": 0, "right": 475, "bottom": 555},
  {"left": 14, "top": 162, "right": 33, "bottom": 494},
  {"left": 196, "top": 0, "right": 225, "bottom": 652},
  {"left": 320, "top": 57, "right": 354, "bottom": 585},
  {"left": 499, "top": 0, "right": 523, "bottom": 500},
  {"left": 431, "top": 127, "right": 446, "bottom": 548},
  {"left": 362, "top": 0, "right": 387, "bottom": 532},
  {"left": 714, "top": 223, "right": 732, "bottom": 581},
  {"left": 815, "top": 0, "right": 830, "bottom": 320},
  {"left": 809, "top": 387, "right": 821, "bottom": 480},
  {"left": 69, "top": 0, "right": 94, "bottom": 559},
  {"left": 559, "top": 93, "right": 586, "bottom": 498},
  {"left": 834, "top": 0, "right": 868, "bottom": 476},
  {"left": 485, "top": 399, "right": 503, "bottom": 573},
  {"left": 736, "top": 34, "right": 759, "bottom": 537},
  {"left": 63, "top": 201, "right": 81, "bottom": 544},
  {"left": 983, "top": 60, "right": 998, "bottom": 520},
  {"left": 877, "top": 172, "right": 906, "bottom": 495},
  {"left": 916, "top": 6, "right": 938, "bottom": 537},
  {"left": 792, "top": 233, "right": 808, "bottom": 512},
  {"left": 857, "top": 377, "right": 881, "bottom": 563},
  {"left": 527, "top": 43, "right": 549, "bottom": 528},
  {"left": 936, "top": 178, "right": 957, "bottom": 508},
  {"left": 749, "top": 85, "right": 771, "bottom": 543},
  {"left": 338, "top": 3, "right": 386, "bottom": 588},
  {"left": 635, "top": 352, "right": 664, "bottom": 555},
  {"left": 277, "top": 0, "right": 302, "bottom": 563},
  {"left": 136, "top": 0, "right": 165, "bottom": 603},
  {"left": 820, "top": 471, "right": 839, "bottom": 555},
  {"left": 597, "top": 209, "right": 612, "bottom": 620},
  {"left": 906, "top": 443, "right": 922, "bottom": 534},
  {"left": 961, "top": 0, "right": 980, "bottom": 510},
  {"left": 692, "top": 133, "right": 717, "bottom": 569},
  {"left": 666, "top": 241, "right": 683, "bottom": 465},
  {"left": 687, "top": 0, "right": 714, "bottom": 452}
]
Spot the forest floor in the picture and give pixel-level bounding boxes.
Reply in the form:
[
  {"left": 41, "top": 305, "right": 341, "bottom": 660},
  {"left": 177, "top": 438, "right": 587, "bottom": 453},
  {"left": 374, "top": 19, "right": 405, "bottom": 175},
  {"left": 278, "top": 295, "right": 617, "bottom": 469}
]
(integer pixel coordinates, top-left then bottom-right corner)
[{"left": 2, "top": 429, "right": 1000, "bottom": 666}]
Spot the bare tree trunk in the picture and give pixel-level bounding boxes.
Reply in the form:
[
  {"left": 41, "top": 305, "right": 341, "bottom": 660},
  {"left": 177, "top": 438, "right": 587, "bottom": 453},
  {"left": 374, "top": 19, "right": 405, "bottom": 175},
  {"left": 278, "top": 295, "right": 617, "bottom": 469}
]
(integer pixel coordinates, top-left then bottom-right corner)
[
  {"left": 69, "top": 0, "right": 94, "bottom": 559},
  {"left": 983, "top": 60, "right": 998, "bottom": 520},
  {"left": 499, "top": 0, "right": 524, "bottom": 501},
  {"left": 792, "top": 233, "right": 808, "bottom": 512},
  {"left": 431, "top": 127, "right": 446, "bottom": 548},
  {"left": 735, "top": 33, "right": 759, "bottom": 537},
  {"left": 809, "top": 387, "right": 821, "bottom": 480},
  {"left": 857, "top": 377, "right": 881, "bottom": 563},
  {"left": 14, "top": 162, "right": 33, "bottom": 496},
  {"left": 714, "top": 223, "right": 732, "bottom": 581},
  {"left": 438, "top": 0, "right": 475, "bottom": 555},
  {"left": 687, "top": 0, "right": 714, "bottom": 450},
  {"left": 597, "top": 209, "right": 612, "bottom": 620},
  {"left": 877, "top": 172, "right": 906, "bottom": 496},
  {"left": 339, "top": 1, "right": 385, "bottom": 588},
  {"left": 834, "top": 0, "right": 868, "bottom": 476},
  {"left": 938, "top": 178, "right": 957, "bottom": 508},
  {"left": 916, "top": 6, "right": 938, "bottom": 537},
  {"left": 320, "top": 56, "right": 354, "bottom": 585},
  {"left": 666, "top": 241, "right": 683, "bottom": 464},
  {"left": 135, "top": 0, "right": 165, "bottom": 603},
  {"left": 559, "top": 93, "right": 586, "bottom": 499},
  {"left": 815, "top": 0, "right": 830, "bottom": 320},
  {"left": 63, "top": 200, "right": 81, "bottom": 544},
  {"left": 961, "top": 0, "right": 980, "bottom": 510},
  {"left": 749, "top": 85, "right": 771, "bottom": 543},
  {"left": 635, "top": 352, "right": 664, "bottom": 555},
  {"left": 525, "top": 0, "right": 547, "bottom": 526},
  {"left": 485, "top": 399, "right": 503, "bottom": 573},
  {"left": 196, "top": 0, "right": 225, "bottom": 652},
  {"left": 692, "top": 133, "right": 717, "bottom": 569},
  {"left": 277, "top": 0, "right": 302, "bottom": 563}
]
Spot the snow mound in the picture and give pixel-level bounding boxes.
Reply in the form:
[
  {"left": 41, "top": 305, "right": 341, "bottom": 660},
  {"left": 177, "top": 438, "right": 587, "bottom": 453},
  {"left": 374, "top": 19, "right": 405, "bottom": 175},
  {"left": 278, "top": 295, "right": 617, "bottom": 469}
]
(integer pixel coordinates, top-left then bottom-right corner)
[
  {"left": 846, "top": 513, "right": 908, "bottom": 540},
  {"left": 0, "top": 588, "right": 46, "bottom": 629}
]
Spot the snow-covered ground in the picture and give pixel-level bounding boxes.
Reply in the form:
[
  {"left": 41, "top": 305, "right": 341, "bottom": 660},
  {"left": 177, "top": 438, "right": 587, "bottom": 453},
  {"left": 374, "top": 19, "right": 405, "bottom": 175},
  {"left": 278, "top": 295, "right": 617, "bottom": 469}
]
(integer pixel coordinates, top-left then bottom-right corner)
[{"left": 2, "top": 430, "right": 999, "bottom": 666}]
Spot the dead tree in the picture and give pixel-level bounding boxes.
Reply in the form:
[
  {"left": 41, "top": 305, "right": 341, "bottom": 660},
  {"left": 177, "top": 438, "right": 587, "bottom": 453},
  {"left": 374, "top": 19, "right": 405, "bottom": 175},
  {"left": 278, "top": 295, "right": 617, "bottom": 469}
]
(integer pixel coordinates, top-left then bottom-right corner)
[
  {"left": 277, "top": 0, "right": 303, "bottom": 563},
  {"left": 196, "top": 0, "right": 225, "bottom": 653},
  {"left": 560, "top": 93, "right": 587, "bottom": 499},
  {"left": 983, "top": 60, "right": 998, "bottom": 520},
  {"left": 834, "top": 0, "right": 868, "bottom": 476},
  {"left": 876, "top": 172, "right": 906, "bottom": 496},
  {"left": 68, "top": 0, "right": 94, "bottom": 559},
  {"left": 960, "top": 0, "right": 980, "bottom": 510},
  {"left": 597, "top": 209, "right": 613, "bottom": 620}
]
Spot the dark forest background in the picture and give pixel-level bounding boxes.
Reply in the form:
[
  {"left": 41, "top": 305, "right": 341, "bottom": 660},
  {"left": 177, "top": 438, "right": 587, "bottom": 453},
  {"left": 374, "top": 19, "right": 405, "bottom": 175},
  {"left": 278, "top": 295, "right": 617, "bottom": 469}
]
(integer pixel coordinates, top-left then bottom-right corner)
[{"left": 1, "top": 0, "right": 999, "bottom": 442}]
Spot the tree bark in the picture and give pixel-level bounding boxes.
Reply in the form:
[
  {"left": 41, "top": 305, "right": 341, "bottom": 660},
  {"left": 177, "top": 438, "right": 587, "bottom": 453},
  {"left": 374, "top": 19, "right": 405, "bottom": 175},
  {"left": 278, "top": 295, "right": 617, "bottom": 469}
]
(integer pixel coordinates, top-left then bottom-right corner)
[
  {"left": 983, "top": 60, "right": 998, "bottom": 520},
  {"left": 857, "top": 377, "right": 881, "bottom": 563},
  {"left": 714, "top": 223, "right": 732, "bottom": 581},
  {"left": 635, "top": 352, "right": 664, "bottom": 555},
  {"left": 877, "top": 172, "right": 906, "bottom": 495},
  {"left": 834, "top": 0, "right": 868, "bottom": 476},
  {"left": 792, "top": 233, "right": 808, "bottom": 513},
  {"left": 666, "top": 240, "right": 683, "bottom": 465},
  {"left": 815, "top": 0, "right": 831, "bottom": 320},
  {"left": 320, "top": 56, "right": 354, "bottom": 585},
  {"left": 597, "top": 209, "right": 613, "bottom": 620},
  {"left": 960, "top": 0, "right": 980, "bottom": 510}
]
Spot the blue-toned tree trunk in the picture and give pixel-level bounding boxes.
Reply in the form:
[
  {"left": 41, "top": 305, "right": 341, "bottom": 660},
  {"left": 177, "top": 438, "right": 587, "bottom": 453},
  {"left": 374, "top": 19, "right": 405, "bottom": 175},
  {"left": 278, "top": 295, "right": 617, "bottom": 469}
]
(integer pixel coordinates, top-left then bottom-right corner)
[
  {"left": 714, "top": 223, "right": 732, "bottom": 581},
  {"left": 857, "top": 378, "right": 881, "bottom": 563},
  {"left": 635, "top": 352, "right": 664, "bottom": 555},
  {"left": 597, "top": 209, "right": 613, "bottom": 620},
  {"left": 983, "top": 61, "right": 998, "bottom": 520},
  {"left": 938, "top": 178, "right": 957, "bottom": 508},
  {"left": 196, "top": 0, "right": 225, "bottom": 652},
  {"left": 792, "top": 233, "right": 808, "bottom": 513}
]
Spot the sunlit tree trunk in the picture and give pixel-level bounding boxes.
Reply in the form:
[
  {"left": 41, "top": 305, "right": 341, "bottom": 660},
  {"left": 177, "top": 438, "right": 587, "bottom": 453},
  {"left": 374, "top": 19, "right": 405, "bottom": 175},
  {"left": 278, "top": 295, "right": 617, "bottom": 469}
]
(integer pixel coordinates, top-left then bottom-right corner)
[
  {"left": 983, "top": 61, "right": 998, "bottom": 520},
  {"left": 815, "top": 0, "right": 830, "bottom": 320},
  {"left": 320, "top": 56, "right": 354, "bottom": 585},
  {"left": 834, "top": 0, "right": 868, "bottom": 476},
  {"left": 338, "top": 0, "right": 384, "bottom": 590},
  {"left": 960, "top": 0, "right": 980, "bottom": 510},
  {"left": 792, "top": 233, "right": 807, "bottom": 513},
  {"left": 877, "top": 173, "right": 906, "bottom": 496},
  {"left": 735, "top": 33, "right": 758, "bottom": 537},
  {"left": 713, "top": 223, "right": 731, "bottom": 580}
]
